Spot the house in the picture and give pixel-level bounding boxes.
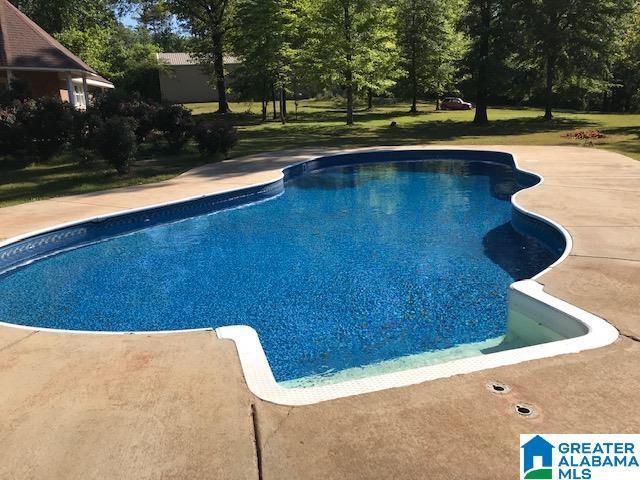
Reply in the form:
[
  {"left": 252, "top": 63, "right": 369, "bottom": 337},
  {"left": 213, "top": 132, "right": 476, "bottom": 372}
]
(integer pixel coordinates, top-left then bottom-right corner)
[
  {"left": 0, "top": 0, "right": 113, "bottom": 108},
  {"left": 157, "top": 52, "right": 240, "bottom": 104}
]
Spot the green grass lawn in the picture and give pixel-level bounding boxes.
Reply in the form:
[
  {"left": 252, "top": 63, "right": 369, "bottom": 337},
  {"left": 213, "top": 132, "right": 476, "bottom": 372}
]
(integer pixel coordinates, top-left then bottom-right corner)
[
  {"left": 1, "top": 99, "right": 638, "bottom": 207},
  {"left": 192, "top": 99, "right": 640, "bottom": 160}
]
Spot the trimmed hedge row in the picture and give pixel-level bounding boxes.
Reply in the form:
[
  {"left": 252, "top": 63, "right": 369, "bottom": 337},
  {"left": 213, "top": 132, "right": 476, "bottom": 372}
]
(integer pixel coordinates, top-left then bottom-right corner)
[{"left": 0, "top": 90, "right": 238, "bottom": 173}]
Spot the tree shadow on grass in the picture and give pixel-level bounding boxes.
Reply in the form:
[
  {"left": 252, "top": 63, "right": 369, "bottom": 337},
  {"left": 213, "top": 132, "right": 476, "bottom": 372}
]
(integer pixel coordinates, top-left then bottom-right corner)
[
  {"left": 231, "top": 116, "right": 595, "bottom": 158},
  {"left": 599, "top": 125, "right": 640, "bottom": 159},
  {"left": 0, "top": 154, "right": 209, "bottom": 206},
  {"left": 196, "top": 103, "right": 444, "bottom": 126},
  {"left": 378, "top": 116, "right": 594, "bottom": 140}
]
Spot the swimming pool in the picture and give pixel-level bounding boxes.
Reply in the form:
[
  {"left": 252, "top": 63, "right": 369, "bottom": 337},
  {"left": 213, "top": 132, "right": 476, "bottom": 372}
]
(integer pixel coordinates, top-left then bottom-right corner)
[{"left": 0, "top": 149, "right": 618, "bottom": 403}]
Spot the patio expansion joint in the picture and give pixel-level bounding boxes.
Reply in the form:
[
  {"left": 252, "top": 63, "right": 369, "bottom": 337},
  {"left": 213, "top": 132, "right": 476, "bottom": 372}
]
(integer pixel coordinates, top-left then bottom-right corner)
[
  {"left": 565, "top": 225, "right": 640, "bottom": 228},
  {"left": 250, "top": 403, "right": 264, "bottom": 480},
  {"left": 618, "top": 331, "right": 640, "bottom": 344},
  {"left": 47, "top": 198, "right": 134, "bottom": 209},
  {"left": 568, "top": 253, "right": 640, "bottom": 264},
  {"left": 0, "top": 330, "right": 37, "bottom": 353},
  {"left": 541, "top": 184, "right": 640, "bottom": 194}
]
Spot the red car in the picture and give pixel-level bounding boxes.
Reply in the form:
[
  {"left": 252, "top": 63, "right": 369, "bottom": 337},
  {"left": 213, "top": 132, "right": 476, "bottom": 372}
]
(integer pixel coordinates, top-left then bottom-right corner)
[{"left": 441, "top": 97, "right": 473, "bottom": 110}]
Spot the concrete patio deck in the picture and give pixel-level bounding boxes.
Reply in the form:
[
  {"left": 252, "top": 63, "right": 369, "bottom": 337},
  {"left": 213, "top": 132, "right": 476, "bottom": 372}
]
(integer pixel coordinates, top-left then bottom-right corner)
[{"left": 0, "top": 146, "right": 638, "bottom": 479}]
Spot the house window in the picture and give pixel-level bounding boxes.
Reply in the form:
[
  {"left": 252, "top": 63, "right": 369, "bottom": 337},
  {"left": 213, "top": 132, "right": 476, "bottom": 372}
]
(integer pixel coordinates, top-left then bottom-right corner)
[{"left": 74, "top": 85, "right": 86, "bottom": 109}]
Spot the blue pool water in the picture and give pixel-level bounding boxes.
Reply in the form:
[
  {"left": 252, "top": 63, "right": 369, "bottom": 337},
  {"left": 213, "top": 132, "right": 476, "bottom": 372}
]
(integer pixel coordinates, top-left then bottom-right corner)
[{"left": 0, "top": 159, "right": 559, "bottom": 382}]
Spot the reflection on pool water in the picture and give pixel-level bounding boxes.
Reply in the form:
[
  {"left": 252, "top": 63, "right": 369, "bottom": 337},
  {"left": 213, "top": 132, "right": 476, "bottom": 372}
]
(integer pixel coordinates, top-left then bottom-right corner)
[{"left": 0, "top": 159, "right": 561, "bottom": 384}]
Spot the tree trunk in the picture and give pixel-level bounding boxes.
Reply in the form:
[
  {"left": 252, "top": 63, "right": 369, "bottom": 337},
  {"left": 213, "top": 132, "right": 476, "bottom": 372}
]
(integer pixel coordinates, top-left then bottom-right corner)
[
  {"left": 293, "top": 78, "right": 299, "bottom": 120},
  {"left": 272, "top": 86, "right": 277, "bottom": 120},
  {"left": 261, "top": 80, "right": 267, "bottom": 121},
  {"left": 367, "top": 88, "right": 373, "bottom": 110},
  {"left": 280, "top": 87, "right": 287, "bottom": 124},
  {"left": 544, "top": 55, "right": 555, "bottom": 120},
  {"left": 212, "top": 41, "right": 230, "bottom": 114},
  {"left": 436, "top": 98, "right": 440, "bottom": 111},
  {"left": 281, "top": 87, "right": 287, "bottom": 117},
  {"left": 346, "top": 83, "right": 354, "bottom": 125},
  {"left": 409, "top": 4, "right": 418, "bottom": 114},
  {"left": 344, "top": 3, "right": 354, "bottom": 125},
  {"left": 410, "top": 81, "right": 417, "bottom": 113},
  {"left": 410, "top": 34, "right": 417, "bottom": 113},
  {"left": 473, "top": 0, "right": 490, "bottom": 125}
]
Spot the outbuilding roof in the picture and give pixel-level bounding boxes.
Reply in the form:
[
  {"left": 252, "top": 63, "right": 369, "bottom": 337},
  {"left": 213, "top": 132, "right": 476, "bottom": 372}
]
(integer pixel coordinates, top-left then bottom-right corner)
[
  {"left": 0, "top": 0, "right": 98, "bottom": 74},
  {"left": 157, "top": 52, "right": 240, "bottom": 66}
]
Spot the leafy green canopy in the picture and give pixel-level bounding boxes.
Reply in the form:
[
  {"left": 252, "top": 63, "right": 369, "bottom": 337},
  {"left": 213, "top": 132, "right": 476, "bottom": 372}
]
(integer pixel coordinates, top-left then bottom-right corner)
[
  {"left": 161, "top": 0, "right": 239, "bottom": 112},
  {"left": 611, "top": 2, "right": 640, "bottom": 111},
  {"left": 55, "top": 26, "right": 161, "bottom": 97},
  {"left": 504, "top": 0, "right": 636, "bottom": 118},
  {"left": 9, "top": 0, "right": 119, "bottom": 34},
  {"left": 396, "top": 0, "right": 467, "bottom": 111},
  {"left": 232, "top": 0, "right": 299, "bottom": 95},
  {"left": 303, "top": 0, "right": 398, "bottom": 123}
]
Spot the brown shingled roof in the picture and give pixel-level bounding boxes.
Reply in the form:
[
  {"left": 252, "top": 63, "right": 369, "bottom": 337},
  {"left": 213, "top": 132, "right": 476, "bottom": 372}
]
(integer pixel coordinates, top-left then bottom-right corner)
[{"left": 0, "top": 0, "right": 97, "bottom": 74}]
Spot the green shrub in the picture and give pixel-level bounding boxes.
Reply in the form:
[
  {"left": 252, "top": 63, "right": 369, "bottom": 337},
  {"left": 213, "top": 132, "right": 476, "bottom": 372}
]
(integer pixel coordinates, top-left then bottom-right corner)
[
  {"left": 92, "top": 89, "right": 130, "bottom": 118},
  {"left": 156, "top": 103, "right": 194, "bottom": 152},
  {"left": 92, "top": 90, "right": 159, "bottom": 142},
  {"left": 94, "top": 116, "right": 138, "bottom": 174},
  {"left": 0, "top": 79, "right": 30, "bottom": 107},
  {"left": 75, "top": 147, "right": 102, "bottom": 169},
  {"left": 71, "top": 111, "right": 105, "bottom": 169},
  {"left": 128, "top": 98, "right": 159, "bottom": 142},
  {"left": 18, "top": 97, "right": 73, "bottom": 161},
  {"left": 0, "top": 103, "right": 23, "bottom": 155},
  {"left": 193, "top": 121, "right": 238, "bottom": 158}
]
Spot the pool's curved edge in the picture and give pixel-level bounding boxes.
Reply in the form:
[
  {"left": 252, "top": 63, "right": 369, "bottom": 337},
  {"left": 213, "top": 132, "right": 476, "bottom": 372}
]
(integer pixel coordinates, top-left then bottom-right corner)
[
  {"left": 0, "top": 147, "right": 620, "bottom": 405},
  {"left": 507, "top": 152, "right": 573, "bottom": 280}
]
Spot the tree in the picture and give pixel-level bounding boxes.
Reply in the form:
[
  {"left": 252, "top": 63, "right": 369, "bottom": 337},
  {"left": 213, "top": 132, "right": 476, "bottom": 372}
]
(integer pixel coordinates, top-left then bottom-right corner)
[
  {"left": 9, "top": 0, "right": 118, "bottom": 34},
  {"left": 610, "top": 2, "right": 640, "bottom": 112},
  {"left": 137, "top": 2, "right": 194, "bottom": 51},
  {"left": 508, "top": 0, "right": 635, "bottom": 120},
  {"left": 232, "top": 0, "right": 301, "bottom": 122},
  {"left": 462, "top": 0, "right": 499, "bottom": 124},
  {"left": 164, "top": 0, "right": 237, "bottom": 113},
  {"left": 304, "top": 0, "right": 397, "bottom": 124},
  {"left": 56, "top": 25, "right": 162, "bottom": 98},
  {"left": 360, "top": 3, "right": 398, "bottom": 110},
  {"left": 397, "top": 0, "right": 466, "bottom": 113}
]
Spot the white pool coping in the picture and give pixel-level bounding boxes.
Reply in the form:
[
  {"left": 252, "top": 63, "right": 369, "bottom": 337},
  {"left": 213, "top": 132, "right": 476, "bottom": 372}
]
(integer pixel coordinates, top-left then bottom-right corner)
[
  {"left": 0, "top": 147, "right": 620, "bottom": 405},
  {"left": 217, "top": 281, "right": 618, "bottom": 405}
]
